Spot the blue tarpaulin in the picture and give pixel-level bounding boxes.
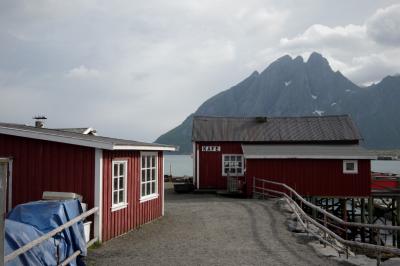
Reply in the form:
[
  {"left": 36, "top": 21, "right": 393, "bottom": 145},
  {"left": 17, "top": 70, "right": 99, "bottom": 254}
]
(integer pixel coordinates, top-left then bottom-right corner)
[{"left": 5, "top": 199, "right": 87, "bottom": 266}]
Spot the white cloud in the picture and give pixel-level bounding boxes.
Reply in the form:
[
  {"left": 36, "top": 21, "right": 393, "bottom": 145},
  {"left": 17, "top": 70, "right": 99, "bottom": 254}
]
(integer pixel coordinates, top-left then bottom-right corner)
[
  {"left": 367, "top": 4, "right": 400, "bottom": 46},
  {"left": 66, "top": 65, "right": 100, "bottom": 79},
  {"left": 0, "top": 1, "right": 399, "bottom": 140},
  {"left": 278, "top": 4, "right": 400, "bottom": 85}
]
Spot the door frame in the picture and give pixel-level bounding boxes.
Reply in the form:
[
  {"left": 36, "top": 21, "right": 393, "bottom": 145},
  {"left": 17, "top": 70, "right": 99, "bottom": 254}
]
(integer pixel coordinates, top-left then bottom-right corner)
[{"left": 0, "top": 158, "right": 12, "bottom": 212}]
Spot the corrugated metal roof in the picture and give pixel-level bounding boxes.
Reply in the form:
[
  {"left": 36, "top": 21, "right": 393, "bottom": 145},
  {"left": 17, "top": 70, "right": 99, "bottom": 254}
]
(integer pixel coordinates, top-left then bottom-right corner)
[
  {"left": 192, "top": 115, "right": 361, "bottom": 142},
  {"left": 56, "top": 127, "right": 96, "bottom": 135},
  {"left": 242, "top": 144, "right": 376, "bottom": 159},
  {"left": 0, "top": 122, "right": 175, "bottom": 151}
]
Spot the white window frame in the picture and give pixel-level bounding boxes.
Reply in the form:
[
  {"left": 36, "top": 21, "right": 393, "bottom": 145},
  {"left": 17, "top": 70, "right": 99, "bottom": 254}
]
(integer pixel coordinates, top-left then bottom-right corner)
[
  {"left": 343, "top": 160, "right": 358, "bottom": 174},
  {"left": 222, "top": 154, "right": 244, "bottom": 176},
  {"left": 140, "top": 152, "right": 159, "bottom": 202},
  {"left": 111, "top": 160, "right": 128, "bottom": 211}
]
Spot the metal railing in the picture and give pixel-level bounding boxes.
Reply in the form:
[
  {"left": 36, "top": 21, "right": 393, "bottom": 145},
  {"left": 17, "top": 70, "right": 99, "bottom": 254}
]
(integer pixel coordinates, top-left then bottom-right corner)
[
  {"left": 253, "top": 178, "right": 400, "bottom": 264},
  {"left": 4, "top": 206, "right": 99, "bottom": 265}
]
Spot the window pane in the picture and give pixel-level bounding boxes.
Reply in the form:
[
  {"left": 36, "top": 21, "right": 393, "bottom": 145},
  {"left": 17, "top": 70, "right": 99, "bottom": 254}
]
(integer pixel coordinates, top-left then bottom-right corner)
[
  {"left": 152, "top": 169, "right": 156, "bottom": 180},
  {"left": 347, "top": 163, "right": 355, "bottom": 171},
  {"left": 142, "top": 184, "right": 146, "bottom": 196},
  {"left": 230, "top": 168, "right": 236, "bottom": 174},
  {"left": 230, "top": 156, "right": 236, "bottom": 161},
  {"left": 141, "top": 169, "right": 145, "bottom": 182},
  {"left": 146, "top": 156, "right": 151, "bottom": 168},
  {"left": 224, "top": 162, "right": 229, "bottom": 167},
  {"left": 236, "top": 156, "right": 241, "bottom": 161},
  {"left": 151, "top": 182, "right": 155, "bottom": 194},
  {"left": 224, "top": 168, "right": 229, "bottom": 174},
  {"left": 151, "top": 156, "right": 155, "bottom": 167},
  {"left": 146, "top": 183, "right": 150, "bottom": 195},
  {"left": 119, "top": 190, "right": 124, "bottom": 203},
  {"left": 224, "top": 155, "right": 229, "bottom": 161},
  {"left": 113, "top": 164, "right": 118, "bottom": 177},
  {"left": 113, "top": 191, "right": 118, "bottom": 204},
  {"left": 113, "top": 178, "right": 118, "bottom": 190},
  {"left": 142, "top": 156, "right": 145, "bottom": 168},
  {"left": 119, "top": 177, "right": 124, "bottom": 189},
  {"left": 238, "top": 161, "right": 242, "bottom": 167},
  {"left": 119, "top": 163, "right": 124, "bottom": 175},
  {"left": 147, "top": 169, "right": 151, "bottom": 181}
]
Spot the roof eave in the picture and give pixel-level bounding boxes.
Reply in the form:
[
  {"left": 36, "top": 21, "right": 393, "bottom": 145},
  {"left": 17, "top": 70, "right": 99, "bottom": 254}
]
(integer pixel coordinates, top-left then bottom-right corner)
[
  {"left": 244, "top": 155, "right": 377, "bottom": 160},
  {"left": 112, "top": 145, "right": 176, "bottom": 151}
]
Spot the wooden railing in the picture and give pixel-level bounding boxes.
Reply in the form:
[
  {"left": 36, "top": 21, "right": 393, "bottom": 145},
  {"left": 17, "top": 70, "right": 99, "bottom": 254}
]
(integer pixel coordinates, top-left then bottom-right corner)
[
  {"left": 4, "top": 206, "right": 99, "bottom": 265},
  {"left": 253, "top": 178, "right": 400, "bottom": 265}
]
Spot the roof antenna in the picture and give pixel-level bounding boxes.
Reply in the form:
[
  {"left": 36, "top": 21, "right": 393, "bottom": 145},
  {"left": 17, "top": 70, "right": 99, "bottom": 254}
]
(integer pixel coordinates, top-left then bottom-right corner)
[{"left": 33, "top": 115, "right": 47, "bottom": 128}]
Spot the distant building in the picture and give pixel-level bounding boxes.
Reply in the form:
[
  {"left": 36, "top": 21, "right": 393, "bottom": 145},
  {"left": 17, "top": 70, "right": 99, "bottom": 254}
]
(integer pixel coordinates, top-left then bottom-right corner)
[
  {"left": 192, "top": 115, "right": 376, "bottom": 197},
  {"left": 0, "top": 122, "right": 175, "bottom": 242}
]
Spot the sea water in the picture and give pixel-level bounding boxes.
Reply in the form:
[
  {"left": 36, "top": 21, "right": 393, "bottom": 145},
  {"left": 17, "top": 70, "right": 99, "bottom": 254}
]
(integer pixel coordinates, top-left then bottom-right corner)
[{"left": 165, "top": 155, "right": 400, "bottom": 177}]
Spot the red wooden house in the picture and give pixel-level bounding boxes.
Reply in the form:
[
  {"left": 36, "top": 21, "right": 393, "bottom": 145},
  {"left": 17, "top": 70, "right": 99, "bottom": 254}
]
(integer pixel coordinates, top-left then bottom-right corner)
[
  {"left": 192, "top": 115, "right": 376, "bottom": 197},
  {"left": 0, "top": 122, "right": 175, "bottom": 242}
]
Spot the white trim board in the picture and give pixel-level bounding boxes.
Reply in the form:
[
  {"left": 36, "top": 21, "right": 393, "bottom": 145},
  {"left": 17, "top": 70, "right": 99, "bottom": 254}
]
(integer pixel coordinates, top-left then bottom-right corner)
[
  {"left": 244, "top": 155, "right": 377, "bottom": 159},
  {"left": 94, "top": 149, "right": 103, "bottom": 242},
  {"left": 0, "top": 126, "right": 175, "bottom": 151}
]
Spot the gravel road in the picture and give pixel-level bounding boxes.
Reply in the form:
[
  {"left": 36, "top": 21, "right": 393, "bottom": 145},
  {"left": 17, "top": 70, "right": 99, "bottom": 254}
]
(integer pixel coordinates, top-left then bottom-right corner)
[{"left": 86, "top": 185, "right": 344, "bottom": 266}]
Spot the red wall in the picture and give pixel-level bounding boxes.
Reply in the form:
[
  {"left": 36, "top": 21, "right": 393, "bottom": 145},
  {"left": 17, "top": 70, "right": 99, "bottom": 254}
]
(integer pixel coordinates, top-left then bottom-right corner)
[
  {"left": 197, "top": 142, "right": 244, "bottom": 189},
  {"left": 0, "top": 134, "right": 95, "bottom": 209},
  {"left": 102, "top": 150, "right": 163, "bottom": 241},
  {"left": 246, "top": 159, "right": 371, "bottom": 197}
]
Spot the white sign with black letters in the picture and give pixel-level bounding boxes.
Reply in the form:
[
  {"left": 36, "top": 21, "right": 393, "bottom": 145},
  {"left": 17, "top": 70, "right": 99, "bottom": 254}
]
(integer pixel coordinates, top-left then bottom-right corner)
[{"left": 201, "top": 146, "right": 221, "bottom": 152}]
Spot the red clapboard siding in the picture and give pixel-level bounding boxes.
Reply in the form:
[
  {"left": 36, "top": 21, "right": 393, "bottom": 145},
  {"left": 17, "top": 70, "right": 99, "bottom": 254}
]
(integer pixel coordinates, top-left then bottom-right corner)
[
  {"left": 102, "top": 150, "right": 163, "bottom": 241},
  {"left": 197, "top": 142, "right": 244, "bottom": 189},
  {"left": 246, "top": 159, "right": 371, "bottom": 197},
  {"left": 0, "top": 133, "right": 95, "bottom": 209}
]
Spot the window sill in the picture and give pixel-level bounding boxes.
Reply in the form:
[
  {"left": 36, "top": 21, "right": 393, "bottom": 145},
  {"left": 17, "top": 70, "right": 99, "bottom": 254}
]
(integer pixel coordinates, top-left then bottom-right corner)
[
  {"left": 140, "top": 194, "right": 159, "bottom": 203},
  {"left": 111, "top": 203, "right": 128, "bottom": 212}
]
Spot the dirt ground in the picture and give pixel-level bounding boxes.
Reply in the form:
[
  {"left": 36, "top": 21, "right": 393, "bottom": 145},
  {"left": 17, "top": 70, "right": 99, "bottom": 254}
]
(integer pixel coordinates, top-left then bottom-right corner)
[{"left": 86, "top": 184, "right": 344, "bottom": 266}]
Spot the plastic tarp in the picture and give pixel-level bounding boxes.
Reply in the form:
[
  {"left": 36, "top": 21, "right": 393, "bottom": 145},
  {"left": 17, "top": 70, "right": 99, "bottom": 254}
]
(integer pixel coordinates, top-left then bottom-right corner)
[{"left": 5, "top": 199, "right": 87, "bottom": 266}]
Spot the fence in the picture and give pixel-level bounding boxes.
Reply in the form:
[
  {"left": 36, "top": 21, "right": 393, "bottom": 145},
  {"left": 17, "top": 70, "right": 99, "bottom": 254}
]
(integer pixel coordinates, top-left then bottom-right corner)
[
  {"left": 253, "top": 177, "right": 400, "bottom": 265},
  {"left": 4, "top": 206, "right": 99, "bottom": 265}
]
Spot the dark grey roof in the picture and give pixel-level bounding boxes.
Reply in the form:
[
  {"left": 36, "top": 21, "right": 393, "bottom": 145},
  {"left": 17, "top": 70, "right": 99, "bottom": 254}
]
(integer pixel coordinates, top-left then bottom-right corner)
[
  {"left": 192, "top": 115, "right": 361, "bottom": 143},
  {"left": 242, "top": 144, "right": 376, "bottom": 159},
  {"left": 56, "top": 128, "right": 95, "bottom": 134},
  {"left": 0, "top": 122, "right": 175, "bottom": 151}
]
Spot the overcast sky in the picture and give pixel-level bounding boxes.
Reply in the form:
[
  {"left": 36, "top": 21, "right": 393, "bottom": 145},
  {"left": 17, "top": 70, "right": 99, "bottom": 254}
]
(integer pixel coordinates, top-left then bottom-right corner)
[{"left": 1, "top": 0, "right": 399, "bottom": 142}]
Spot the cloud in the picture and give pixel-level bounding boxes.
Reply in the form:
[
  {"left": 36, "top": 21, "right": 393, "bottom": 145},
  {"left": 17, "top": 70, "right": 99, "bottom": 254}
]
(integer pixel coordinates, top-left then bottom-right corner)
[
  {"left": 0, "top": 1, "right": 399, "bottom": 141},
  {"left": 366, "top": 4, "right": 400, "bottom": 46},
  {"left": 66, "top": 65, "right": 100, "bottom": 79},
  {"left": 278, "top": 4, "right": 400, "bottom": 85}
]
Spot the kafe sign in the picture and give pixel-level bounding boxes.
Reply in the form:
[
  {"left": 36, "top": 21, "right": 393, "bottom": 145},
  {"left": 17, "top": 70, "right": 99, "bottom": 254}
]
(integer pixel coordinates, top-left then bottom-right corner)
[{"left": 201, "top": 146, "right": 221, "bottom": 152}]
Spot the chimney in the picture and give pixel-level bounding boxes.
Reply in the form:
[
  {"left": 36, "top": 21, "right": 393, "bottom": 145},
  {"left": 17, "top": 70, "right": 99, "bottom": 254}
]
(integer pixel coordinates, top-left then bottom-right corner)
[{"left": 33, "top": 116, "right": 47, "bottom": 128}]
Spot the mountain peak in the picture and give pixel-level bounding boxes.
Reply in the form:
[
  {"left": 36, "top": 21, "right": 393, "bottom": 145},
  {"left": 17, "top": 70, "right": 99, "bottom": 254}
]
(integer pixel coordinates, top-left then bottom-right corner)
[{"left": 307, "top": 52, "right": 332, "bottom": 70}]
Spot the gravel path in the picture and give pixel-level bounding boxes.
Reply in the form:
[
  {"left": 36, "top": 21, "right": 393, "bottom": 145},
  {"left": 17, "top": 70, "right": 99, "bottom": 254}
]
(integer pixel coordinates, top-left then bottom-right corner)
[{"left": 86, "top": 186, "right": 343, "bottom": 266}]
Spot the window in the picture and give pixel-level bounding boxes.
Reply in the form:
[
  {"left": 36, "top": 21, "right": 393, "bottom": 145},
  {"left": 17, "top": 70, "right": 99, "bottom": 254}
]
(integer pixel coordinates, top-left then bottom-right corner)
[
  {"left": 112, "top": 160, "right": 128, "bottom": 211},
  {"left": 141, "top": 152, "right": 158, "bottom": 201},
  {"left": 222, "top": 154, "right": 244, "bottom": 176},
  {"left": 343, "top": 160, "right": 358, "bottom": 174}
]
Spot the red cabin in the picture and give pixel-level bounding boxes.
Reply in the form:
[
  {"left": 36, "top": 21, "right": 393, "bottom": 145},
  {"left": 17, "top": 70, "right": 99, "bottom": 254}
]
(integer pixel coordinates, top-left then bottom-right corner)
[
  {"left": 0, "top": 122, "right": 175, "bottom": 242},
  {"left": 192, "top": 115, "right": 376, "bottom": 197}
]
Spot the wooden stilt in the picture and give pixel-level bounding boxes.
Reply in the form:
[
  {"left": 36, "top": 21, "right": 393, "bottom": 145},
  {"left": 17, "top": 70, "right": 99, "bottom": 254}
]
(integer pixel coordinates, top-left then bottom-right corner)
[
  {"left": 361, "top": 198, "right": 365, "bottom": 242},
  {"left": 368, "top": 197, "right": 374, "bottom": 243},
  {"left": 397, "top": 196, "right": 400, "bottom": 248}
]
